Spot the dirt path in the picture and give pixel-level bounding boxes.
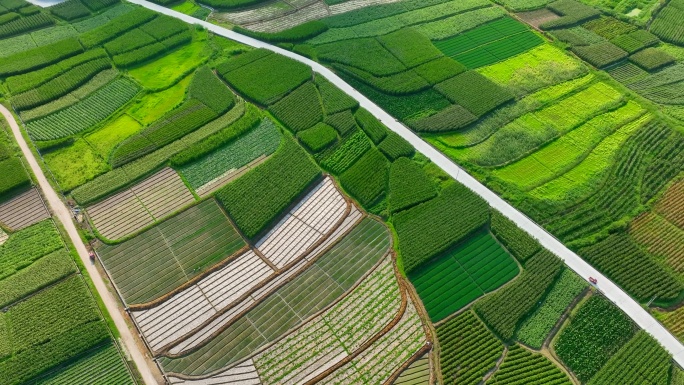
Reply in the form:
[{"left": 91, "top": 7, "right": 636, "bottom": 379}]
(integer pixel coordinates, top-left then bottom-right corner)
[{"left": 0, "top": 105, "right": 162, "bottom": 385}]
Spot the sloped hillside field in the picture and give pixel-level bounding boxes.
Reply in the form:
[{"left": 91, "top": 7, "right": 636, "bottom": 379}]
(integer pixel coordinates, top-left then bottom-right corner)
[{"left": 1, "top": 0, "right": 683, "bottom": 383}]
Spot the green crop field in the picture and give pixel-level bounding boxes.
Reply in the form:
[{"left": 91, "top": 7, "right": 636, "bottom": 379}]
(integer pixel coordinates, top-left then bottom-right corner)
[
  {"left": 410, "top": 231, "right": 519, "bottom": 322},
  {"left": 554, "top": 295, "right": 637, "bottom": 382},
  {"left": 97, "top": 199, "right": 245, "bottom": 304},
  {"left": 1, "top": 0, "right": 683, "bottom": 383}
]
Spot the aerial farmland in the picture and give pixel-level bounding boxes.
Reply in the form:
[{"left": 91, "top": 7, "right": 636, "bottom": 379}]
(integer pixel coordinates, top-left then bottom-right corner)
[{"left": 0, "top": 0, "right": 682, "bottom": 383}]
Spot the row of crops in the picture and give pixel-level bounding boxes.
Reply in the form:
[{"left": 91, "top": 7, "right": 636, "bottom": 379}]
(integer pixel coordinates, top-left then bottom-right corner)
[
  {"left": 0, "top": 124, "right": 134, "bottom": 384},
  {"left": 227, "top": 1, "right": 684, "bottom": 383},
  {"left": 6, "top": 0, "right": 683, "bottom": 383}
]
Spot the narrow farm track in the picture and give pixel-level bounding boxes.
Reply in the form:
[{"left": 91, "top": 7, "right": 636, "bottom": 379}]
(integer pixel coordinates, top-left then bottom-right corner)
[
  {"left": 125, "top": 0, "right": 684, "bottom": 366},
  {"left": 0, "top": 104, "right": 161, "bottom": 385}
]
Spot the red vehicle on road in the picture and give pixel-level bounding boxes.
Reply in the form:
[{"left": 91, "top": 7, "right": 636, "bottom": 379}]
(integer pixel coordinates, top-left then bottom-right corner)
[{"left": 589, "top": 277, "right": 598, "bottom": 284}]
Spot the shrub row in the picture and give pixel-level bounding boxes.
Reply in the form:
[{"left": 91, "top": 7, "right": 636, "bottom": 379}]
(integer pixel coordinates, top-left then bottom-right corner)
[
  {"left": 490, "top": 210, "right": 541, "bottom": 262},
  {"left": 268, "top": 82, "right": 323, "bottom": 132},
  {"left": 216, "top": 136, "right": 321, "bottom": 239},
  {"left": 324, "top": 110, "right": 357, "bottom": 135},
  {"left": 629, "top": 47, "right": 676, "bottom": 71},
  {"left": 139, "top": 14, "right": 187, "bottom": 40},
  {"left": 318, "top": 129, "right": 372, "bottom": 174},
  {"left": 79, "top": 7, "right": 155, "bottom": 48},
  {"left": 49, "top": 0, "right": 90, "bottom": 21},
  {"left": 27, "top": 77, "right": 139, "bottom": 141},
  {"left": 572, "top": 42, "right": 628, "bottom": 68},
  {"left": 0, "top": 12, "right": 53, "bottom": 39},
  {"left": 297, "top": 122, "right": 337, "bottom": 153},
  {"left": 234, "top": 20, "right": 328, "bottom": 43},
  {"left": 81, "top": 0, "right": 119, "bottom": 11},
  {"left": 104, "top": 28, "right": 156, "bottom": 55},
  {"left": 315, "top": 76, "right": 358, "bottom": 115},
  {"left": 0, "top": 157, "right": 30, "bottom": 200},
  {"left": 388, "top": 157, "right": 437, "bottom": 214},
  {"left": 12, "top": 58, "right": 111, "bottom": 110},
  {"left": 188, "top": 65, "right": 236, "bottom": 115},
  {"left": 408, "top": 104, "right": 477, "bottom": 133},
  {"left": 339, "top": 147, "right": 389, "bottom": 207},
  {"left": 170, "top": 103, "right": 261, "bottom": 166},
  {"left": 218, "top": 51, "right": 311, "bottom": 105},
  {"left": 377, "top": 131, "right": 414, "bottom": 161},
  {"left": 0, "top": 11, "right": 19, "bottom": 24},
  {"left": 0, "top": 37, "right": 82, "bottom": 77},
  {"left": 541, "top": 0, "right": 600, "bottom": 29},
  {"left": 354, "top": 108, "right": 387, "bottom": 144},
  {"left": 0, "top": 220, "right": 63, "bottom": 280},
  {"left": 435, "top": 71, "right": 514, "bottom": 116},
  {"left": 72, "top": 106, "right": 246, "bottom": 204},
  {"left": 5, "top": 48, "right": 106, "bottom": 94}
]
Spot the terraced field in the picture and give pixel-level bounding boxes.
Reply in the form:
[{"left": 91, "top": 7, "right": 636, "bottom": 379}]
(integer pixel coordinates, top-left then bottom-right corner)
[{"left": 3, "top": 0, "right": 684, "bottom": 382}]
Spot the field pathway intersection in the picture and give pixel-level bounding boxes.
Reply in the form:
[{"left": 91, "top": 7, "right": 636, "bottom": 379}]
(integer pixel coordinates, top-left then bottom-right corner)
[{"left": 126, "top": 0, "right": 684, "bottom": 367}]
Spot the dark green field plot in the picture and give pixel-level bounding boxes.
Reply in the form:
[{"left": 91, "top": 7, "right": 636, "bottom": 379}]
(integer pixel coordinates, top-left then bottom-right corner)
[
  {"left": 410, "top": 231, "right": 519, "bottom": 322},
  {"left": 97, "top": 199, "right": 245, "bottom": 305},
  {"left": 434, "top": 17, "right": 543, "bottom": 69}
]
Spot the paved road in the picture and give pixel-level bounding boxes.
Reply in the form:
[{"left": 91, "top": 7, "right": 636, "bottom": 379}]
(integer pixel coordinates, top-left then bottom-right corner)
[
  {"left": 129, "top": 0, "right": 684, "bottom": 365},
  {"left": 0, "top": 105, "right": 161, "bottom": 385}
]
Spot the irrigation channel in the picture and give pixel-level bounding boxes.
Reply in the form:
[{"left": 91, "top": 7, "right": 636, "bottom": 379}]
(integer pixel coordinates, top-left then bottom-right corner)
[
  {"left": 0, "top": 105, "right": 162, "bottom": 385},
  {"left": 126, "top": 0, "right": 684, "bottom": 367}
]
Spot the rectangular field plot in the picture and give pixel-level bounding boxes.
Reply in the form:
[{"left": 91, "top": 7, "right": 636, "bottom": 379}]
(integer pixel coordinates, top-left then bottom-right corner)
[
  {"left": 434, "top": 17, "right": 543, "bottom": 69},
  {"left": 87, "top": 167, "right": 195, "bottom": 240},
  {"left": 132, "top": 250, "right": 273, "bottom": 352},
  {"left": 33, "top": 342, "right": 135, "bottom": 385},
  {"left": 97, "top": 199, "right": 246, "bottom": 305},
  {"left": 132, "top": 202, "right": 363, "bottom": 354},
  {"left": 256, "top": 177, "right": 348, "bottom": 269},
  {"left": 168, "top": 359, "right": 260, "bottom": 385},
  {"left": 320, "top": 300, "right": 425, "bottom": 385},
  {"left": 163, "top": 205, "right": 364, "bottom": 356},
  {"left": 158, "top": 217, "right": 390, "bottom": 376},
  {"left": 0, "top": 187, "right": 49, "bottom": 231},
  {"left": 180, "top": 119, "right": 281, "bottom": 195},
  {"left": 409, "top": 231, "right": 519, "bottom": 322}
]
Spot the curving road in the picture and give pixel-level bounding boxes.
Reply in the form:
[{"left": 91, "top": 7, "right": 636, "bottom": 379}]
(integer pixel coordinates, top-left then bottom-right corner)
[
  {"left": 128, "top": 0, "right": 684, "bottom": 365},
  {"left": 0, "top": 105, "right": 161, "bottom": 385}
]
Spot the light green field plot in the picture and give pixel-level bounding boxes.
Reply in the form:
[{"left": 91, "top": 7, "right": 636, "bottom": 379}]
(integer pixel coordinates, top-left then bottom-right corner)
[
  {"left": 129, "top": 31, "right": 210, "bottom": 90},
  {"left": 478, "top": 44, "right": 587, "bottom": 96},
  {"left": 127, "top": 74, "right": 192, "bottom": 125},
  {"left": 530, "top": 113, "right": 651, "bottom": 202},
  {"left": 84, "top": 114, "right": 143, "bottom": 159},
  {"left": 450, "top": 81, "right": 624, "bottom": 167},
  {"left": 43, "top": 139, "right": 110, "bottom": 191},
  {"left": 493, "top": 101, "right": 646, "bottom": 190},
  {"left": 97, "top": 199, "right": 246, "bottom": 304},
  {"left": 159, "top": 217, "right": 390, "bottom": 375}
]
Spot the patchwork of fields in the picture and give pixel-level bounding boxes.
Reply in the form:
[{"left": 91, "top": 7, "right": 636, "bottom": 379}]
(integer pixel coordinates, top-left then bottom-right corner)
[
  {"left": 0, "top": 110, "right": 135, "bottom": 384},
  {"left": 2, "top": 0, "right": 684, "bottom": 383}
]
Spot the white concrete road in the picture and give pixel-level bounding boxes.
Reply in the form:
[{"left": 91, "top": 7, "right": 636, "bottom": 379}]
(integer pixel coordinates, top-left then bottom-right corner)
[
  {"left": 0, "top": 105, "right": 161, "bottom": 385},
  {"left": 128, "top": 0, "right": 684, "bottom": 365}
]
